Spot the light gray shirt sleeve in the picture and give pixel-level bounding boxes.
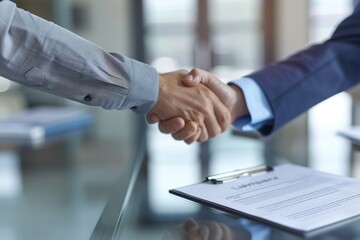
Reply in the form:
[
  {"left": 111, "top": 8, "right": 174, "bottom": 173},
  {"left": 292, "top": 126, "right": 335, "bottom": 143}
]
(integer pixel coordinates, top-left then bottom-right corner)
[{"left": 0, "top": 1, "right": 159, "bottom": 114}]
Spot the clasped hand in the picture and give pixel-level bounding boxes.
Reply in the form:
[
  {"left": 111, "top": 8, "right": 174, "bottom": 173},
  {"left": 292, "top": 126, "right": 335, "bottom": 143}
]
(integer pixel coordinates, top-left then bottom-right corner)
[{"left": 147, "top": 69, "right": 248, "bottom": 144}]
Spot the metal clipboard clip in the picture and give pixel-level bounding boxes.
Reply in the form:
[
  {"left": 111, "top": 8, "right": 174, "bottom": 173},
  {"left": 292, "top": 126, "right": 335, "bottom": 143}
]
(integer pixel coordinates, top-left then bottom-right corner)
[{"left": 205, "top": 165, "right": 273, "bottom": 184}]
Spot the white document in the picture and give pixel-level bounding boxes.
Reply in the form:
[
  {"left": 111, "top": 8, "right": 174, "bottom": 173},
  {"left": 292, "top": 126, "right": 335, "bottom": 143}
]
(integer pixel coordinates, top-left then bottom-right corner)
[{"left": 170, "top": 164, "right": 360, "bottom": 236}]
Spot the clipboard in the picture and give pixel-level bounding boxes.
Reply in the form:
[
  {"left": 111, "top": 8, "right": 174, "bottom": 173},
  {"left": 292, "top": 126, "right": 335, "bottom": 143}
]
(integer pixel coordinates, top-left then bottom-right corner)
[
  {"left": 169, "top": 164, "right": 360, "bottom": 237},
  {"left": 338, "top": 126, "right": 360, "bottom": 145}
]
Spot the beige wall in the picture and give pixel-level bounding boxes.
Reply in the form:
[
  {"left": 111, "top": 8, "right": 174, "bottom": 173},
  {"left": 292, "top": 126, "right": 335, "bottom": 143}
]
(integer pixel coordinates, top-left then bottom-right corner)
[
  {"left": 275, "top": 0, "right": 309, "bottom": 60},
  {"left": 267, "top": 0, "right": 310, "bottom": 166}
]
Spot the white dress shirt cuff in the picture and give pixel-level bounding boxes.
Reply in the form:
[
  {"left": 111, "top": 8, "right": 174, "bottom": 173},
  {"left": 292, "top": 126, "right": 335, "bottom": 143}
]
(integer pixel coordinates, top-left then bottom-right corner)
[
  {"left": 229, "top": 77, "right": 274, "bottom": 132},
  {"left": 122, "top": 58, "right": 159, "bottom": 114}
]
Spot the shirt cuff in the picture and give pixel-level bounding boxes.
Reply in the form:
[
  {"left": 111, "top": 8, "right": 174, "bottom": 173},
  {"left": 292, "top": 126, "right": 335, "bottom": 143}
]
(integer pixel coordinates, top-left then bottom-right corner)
[
  {"left": 122, "top": 59, "right": 159, "bottom": 114},
  {"left": 229, "top": 77, "right": 274, "bottom": 132}
]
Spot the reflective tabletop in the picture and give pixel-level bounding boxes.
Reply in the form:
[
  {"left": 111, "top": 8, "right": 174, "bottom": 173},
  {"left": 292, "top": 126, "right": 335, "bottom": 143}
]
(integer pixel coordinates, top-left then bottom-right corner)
[
  {"left": 0, "top": 122, "right": 139, "bottom": 240},
  {"left": 4, "top": 123, "right": 359, "bottom": 240},
  {"left": 93, "top": 134, "right": 360, "bottom": 240}
]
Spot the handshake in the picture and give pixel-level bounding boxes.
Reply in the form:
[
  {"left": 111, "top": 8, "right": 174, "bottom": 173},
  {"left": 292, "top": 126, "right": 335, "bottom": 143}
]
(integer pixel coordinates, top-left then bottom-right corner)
[{"left": 147, "top": 68, "right": 249, "bottom": 144}]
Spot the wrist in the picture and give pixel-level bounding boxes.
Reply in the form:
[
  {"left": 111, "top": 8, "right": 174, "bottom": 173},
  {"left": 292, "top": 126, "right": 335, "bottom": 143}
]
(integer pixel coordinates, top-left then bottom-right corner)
[
  {"left": 229, "top": 85, "right": 249, "bottom": 121},
  {"left": 151, "top": 73, "right": 166, "bottom": 113}
]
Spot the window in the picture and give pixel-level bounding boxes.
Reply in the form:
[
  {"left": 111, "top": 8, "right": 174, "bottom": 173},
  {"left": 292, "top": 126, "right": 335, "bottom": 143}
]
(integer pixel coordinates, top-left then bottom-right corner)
[{"left": 308, "top": 0, "right": 353, "bottom": 175}]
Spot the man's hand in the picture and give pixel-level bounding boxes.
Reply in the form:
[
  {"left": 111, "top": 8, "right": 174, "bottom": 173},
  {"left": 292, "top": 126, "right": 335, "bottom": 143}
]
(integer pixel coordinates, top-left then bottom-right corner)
[
  {"left": 181, "top": 68, "right": 248, "bottom": 122},
  {"left": 149, "top": 68, "right": 249, "bottom": 143},
  {"left": 146, "top": 70, "right": 231, "bottom": 142}
]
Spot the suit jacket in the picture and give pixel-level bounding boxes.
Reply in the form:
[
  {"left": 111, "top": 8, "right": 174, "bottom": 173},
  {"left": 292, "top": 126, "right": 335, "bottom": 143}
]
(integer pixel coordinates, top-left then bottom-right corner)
[
  {"left": 0, "top": 1, "right": 158, "bottom": 114},
  {"left": 247, "top": 3, "right": 360, "bottom": 135}
]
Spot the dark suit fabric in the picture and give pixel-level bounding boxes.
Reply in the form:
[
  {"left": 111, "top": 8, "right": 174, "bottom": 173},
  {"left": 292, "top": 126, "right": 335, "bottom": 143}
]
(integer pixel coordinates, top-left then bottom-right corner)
[{"left": 248, "top": 4, "right": 360, "bottom": 135}]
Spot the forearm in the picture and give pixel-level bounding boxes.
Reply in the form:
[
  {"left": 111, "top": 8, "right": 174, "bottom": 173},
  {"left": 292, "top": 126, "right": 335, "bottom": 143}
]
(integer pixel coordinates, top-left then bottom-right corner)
[
  {"left": 0, "top": 1, "right": 158, "bottom": 113},
  {"left": 247, "top": 3, "right": 360, "bottom": 134}
]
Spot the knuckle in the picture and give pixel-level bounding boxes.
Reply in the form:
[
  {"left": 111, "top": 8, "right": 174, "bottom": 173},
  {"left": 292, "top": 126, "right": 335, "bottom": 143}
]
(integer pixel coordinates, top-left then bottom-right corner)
[{"left": 194, "top": 113, "right": 205, "bottom": 123}]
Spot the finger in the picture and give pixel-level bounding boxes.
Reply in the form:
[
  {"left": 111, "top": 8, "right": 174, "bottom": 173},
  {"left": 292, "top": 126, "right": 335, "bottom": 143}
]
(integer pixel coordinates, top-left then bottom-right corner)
[
  {"left": 182, "top": 69, "right": 202, "bottom": 87},
  {"left": 203, "top": 117, "right": 221, "bottom": 140},
  {"left": 212, "top": 96, "right": 231, "bottom": 133},
  {"left": 189, "top": 68, "right": 216, "bottom": 88},
  {"left": 158, "top": 117, "right": 186, "bottom": 134},
  {"left": 185, "top": 127, "right": 201, "bottom": 145},
  {"left": 202, "top": 103, "right": 222, "bottom": 140},
  {"left": 197, "top": 120, "right": 209, "bottom": 142},
  {"left": 146, "top": 113, "right": 160, "bottom": 124},
  {"left": 183, "top": 69, "right": 232, "bottom": 131},
  {"left": 172, "top": 121, "right": 198, "bottom": 140}
]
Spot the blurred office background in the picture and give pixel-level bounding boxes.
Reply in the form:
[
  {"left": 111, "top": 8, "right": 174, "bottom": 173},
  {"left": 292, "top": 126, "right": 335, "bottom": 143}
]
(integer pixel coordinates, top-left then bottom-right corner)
[{"left": 0, "top": 0, "right": 358, "bottom": 239}]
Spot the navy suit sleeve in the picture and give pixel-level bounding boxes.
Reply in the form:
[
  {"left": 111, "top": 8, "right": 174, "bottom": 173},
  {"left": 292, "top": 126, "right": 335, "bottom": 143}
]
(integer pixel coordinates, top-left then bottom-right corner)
[{"left": 247, "top": 4, "right": 360, "bottom": 135}]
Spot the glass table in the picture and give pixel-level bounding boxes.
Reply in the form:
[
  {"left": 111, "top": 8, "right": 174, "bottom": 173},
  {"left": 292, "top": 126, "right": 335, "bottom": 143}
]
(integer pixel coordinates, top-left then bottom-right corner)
[
  {"left": 0, "top": 117, "right": 139, "bottom": 240},
  {"left": 91, "top": 140, "right": 360, "bottom": 240},
  {"left": 3, "top": 128, "right": 360, "bottom": 240}
]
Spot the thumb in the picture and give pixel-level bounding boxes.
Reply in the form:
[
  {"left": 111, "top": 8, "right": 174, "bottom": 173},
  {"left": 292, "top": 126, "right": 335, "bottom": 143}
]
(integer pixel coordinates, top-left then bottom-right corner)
[
  {"left": 185, "top": 69, "right": 224, "bottom": 93},
  {"left": 182, "top": 70, "right": 201, "bottom": 87}
]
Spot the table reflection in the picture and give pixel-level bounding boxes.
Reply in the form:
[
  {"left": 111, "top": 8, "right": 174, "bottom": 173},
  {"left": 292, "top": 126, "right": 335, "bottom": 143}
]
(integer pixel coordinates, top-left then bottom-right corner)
[
  {"left": 164, "top": 218, "right": 251, "bottom": 240},
  {"left": 162, "top": 215, "right": 360, "bottom": 240}
]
